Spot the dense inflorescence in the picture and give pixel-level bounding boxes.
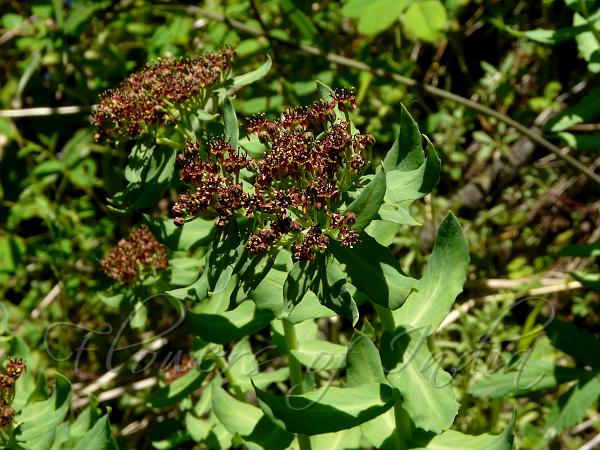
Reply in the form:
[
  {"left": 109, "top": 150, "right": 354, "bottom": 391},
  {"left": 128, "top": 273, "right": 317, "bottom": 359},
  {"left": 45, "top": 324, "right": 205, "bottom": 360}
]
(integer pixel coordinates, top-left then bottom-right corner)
[
  {"left": 93, "top": 48, "right": 235, "bottom": 141},
  {"left": 0, "top": 357, "right": 25, "bottom": 429},
  {"left": 101, "top": 225, "right": 169, "bottom": 284},
  {"left": 173, "top": 90, "right": 375, "bottom": 260}
]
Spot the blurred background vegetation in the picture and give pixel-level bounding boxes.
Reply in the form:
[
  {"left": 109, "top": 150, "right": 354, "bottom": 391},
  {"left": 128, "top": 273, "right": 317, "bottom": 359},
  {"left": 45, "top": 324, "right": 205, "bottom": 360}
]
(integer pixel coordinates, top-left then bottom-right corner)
[{"left": 0, "top": 0, "right": 599, "bottom": 448}]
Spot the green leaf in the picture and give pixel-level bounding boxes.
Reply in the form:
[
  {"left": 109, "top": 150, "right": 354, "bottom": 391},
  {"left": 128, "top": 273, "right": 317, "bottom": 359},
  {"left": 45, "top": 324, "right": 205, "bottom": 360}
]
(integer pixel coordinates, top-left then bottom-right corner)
[
  {"left": 254, "top": 383, "right": 395, "bottom": 435},
  {"left": 546, "top": 376, "right": 600, "bottom": 436},
  {"left": 185, "top": 413, "right": 212, "bottom": 443},
  {"left": 558, "top": 131, "right": 600, "bottom": 150},
  {"left": 546, "top": 86, "right": 600, "bottom": 132},
  {"left": 72, "top": 415, "right": 116, "bottom": 450},
  {"left": 545, "top": 318, "right": 600, "bottom": 367},
  {"left": 291, "top": 340, "right": 348, "bottom": 370},
  {"left": 284, "top": 260, "right": 317, "bottom": 315},
  {"left": 124, "top": 141, "right": 151, "bottom": 183},
  {"left": 149, "top": 360, "right": 212, "bottom": 408},
  {"left": 287, "top": 291, "right": 336, "bottom": 324},
  {"left": 252, "top": 368, "right": 291, "bottom": 390},
  {"left": 378, "top": 203, "right": 420, "bottom": 226},
  {"left": 468, "top": 360, "right": 591, "bottom": 398},
  {"left": 207, "top": 222, "right": 244, "bottom": 294},
  {"left": 169, "top": 257, "right": 203, "bottom": 286},
  {"left": 393, "top": 213, "right": 469, "bottom": 334},
  {"left": 228, "top": 338, "right": 259, "bottom": 391},
  {"left": 380, "top": 137, "right": 440, "bottom": 225},
  {"left": 330, "top": 233, "right": 417, "bottom": 310},
  {"left": 110, "top": 146, "right": 177, "bottom": 212},
  {"left": 287, "top": 290, "right": 336, "bottom": 324},
  {"left": 346, "top": 169, "right": 387, "bottom": 231},
  {"left": 167, "top": 270, "right": 209, "bottom": 301},
  {"left": 564, "top": 0, "right": 598, "bottom": 15},
  {"left": 341, "top": 0, "right": 369, "bottom": 18},
  {"left": 383, "top": 137, "right": 440, "bottom": 205},
  {"left": 360, "top": 410, "right": 398, "bottom": 450},
  {"left": 411, "top": 414, "right": 515, "bottom": 449},
  {"left": 186, "top": 300, "right": 274, "bottom": 344},
  {"left": 570, "top": 271, "right": 600, "bottom": 290},
  {"left": 558, "top": 239, "right": 600, "bottom": 257},
  {"left": 224, "top": 96, "right": 239, "bottom": 150},
  {"left": 403, "top": 0, "right": 448, "bottom": 42},
  {"left": 310, "top": 427, "right": 362, "bottom": 450},
  {"left": 515, "top": 25, "right": 588, "bottom": 44},
  {"left": 196, "top": 110, "right": 220, "bottom": 121},
  {"left": 130, "top": 300, "right": 148, "bottom": 329},
  {"left": 285, "top": 256, "right": 358, "bottom": 324},
  {"left": 280, "top": 0, "right": 318, "bottom": 39},
  {"left": 145, "top": 215, "right": 215, "bottom": 251},
  {"left": 270, "top": 319, "right": 319, "bottom": 353},
  {"left": 380, "top": 327, "right": 459, "bottom": 433},
  {"left": 231, "top": 250, "right": 277, "bottom": 304},
  {"left": 33, "top": 160, "right": 64, "bottom": 178},
  {"left": 364, "top": 221, "right": 402, "bottom": 246},
  {"left": 232, "top": 56, "right": 272, "bottom": 87},
  {"left": 70, "top": 403, "right": 101, "bottom": 440},
  {"left": 16, "top": 374, "right": 72, "bottom": 443},
  {"left": 212, "top": 383, "right": 262, "bottom": 435},
  {"left": 356, "top": 0, "right": 411, "bottom": 36},
  {"left": 205, "top": 419, "right": 234, "bottom": 450},
  {"left": 383, "top": 103, "right": 424, "bottom": 172},
  {"left": 251, "top": 267, "right": 287, "bottom": 317},
  {"left": 346, "top": 331, "right": 388, "bottom": 387},
  {"left": 212, "top": 383, "right": 294, "bottom": 450},
  {"left": 150, "top": 418, "right": 192, "bottom": 449},
  {"left": 574, "top": 12, "right": 600, "bottom": 73},
  {"left": 311, "top": 255, "right": 359, "bottom": 325}
]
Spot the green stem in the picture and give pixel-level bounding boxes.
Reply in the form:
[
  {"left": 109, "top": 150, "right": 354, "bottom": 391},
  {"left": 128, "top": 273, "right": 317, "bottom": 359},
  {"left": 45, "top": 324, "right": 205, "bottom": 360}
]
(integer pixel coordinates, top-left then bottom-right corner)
[
  {"left": 374, "top": 304, "right": 396, "bottom": 334},
  {"left": 373, "top": 304, "right": 411, "bottom": 450},
  {"left": 156, "top": 136, "right": 181, "bottom": 150},
  {"left": 282, "top": 319, "right": 312, "bottom": 450},
  {"left": 212, "top": 351, "right": 246, "bottom": 401},
  {"left": 392, "top": 396, "right": 411, "bottom": 450}
]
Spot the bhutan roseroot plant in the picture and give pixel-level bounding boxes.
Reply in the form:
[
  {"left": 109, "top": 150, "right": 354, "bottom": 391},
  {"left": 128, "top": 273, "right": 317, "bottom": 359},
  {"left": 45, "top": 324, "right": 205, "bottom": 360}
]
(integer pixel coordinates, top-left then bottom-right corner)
[{"left": 92, "top": 49, "right": 516, "bottom": 449}]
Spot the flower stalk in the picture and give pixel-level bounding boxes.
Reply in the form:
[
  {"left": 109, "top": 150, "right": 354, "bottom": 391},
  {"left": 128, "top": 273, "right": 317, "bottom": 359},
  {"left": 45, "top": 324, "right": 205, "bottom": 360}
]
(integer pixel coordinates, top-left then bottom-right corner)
[
  {"left": 282, "top": 318, "right": 312, "bottom": 450},
  {"left": 374, "top": 304, "right": 411, "bottom": 450}
]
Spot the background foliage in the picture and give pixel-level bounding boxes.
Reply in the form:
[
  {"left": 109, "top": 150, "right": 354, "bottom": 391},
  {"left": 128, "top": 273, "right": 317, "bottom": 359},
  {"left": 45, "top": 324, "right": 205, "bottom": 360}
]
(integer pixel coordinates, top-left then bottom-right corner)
[{"left": 0, "top": 0, "right": 599, "bottom": 449}]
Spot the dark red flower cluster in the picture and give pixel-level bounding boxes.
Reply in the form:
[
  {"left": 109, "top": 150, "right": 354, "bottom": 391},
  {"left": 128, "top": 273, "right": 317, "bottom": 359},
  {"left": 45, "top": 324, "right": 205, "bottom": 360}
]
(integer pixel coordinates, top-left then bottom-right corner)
[
  {"left": 93, "top": 48, "right": 235, "bottom": 141},
  {"left": 173, "top": 90, "right": 375, "bottom": 260},
  {"left": 101, "top": 225, "right": 169, "bottom": 284},
  {"left": 0, "top": 357, "right": 25, "bottom": 429},
  {"left": 172, "top": 139, "right": 251, "bottom": 227}
]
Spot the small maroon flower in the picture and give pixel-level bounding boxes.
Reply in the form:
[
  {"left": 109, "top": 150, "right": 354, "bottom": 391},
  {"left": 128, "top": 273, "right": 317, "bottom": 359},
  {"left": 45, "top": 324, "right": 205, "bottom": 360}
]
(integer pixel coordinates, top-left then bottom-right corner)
[
  {"left": 5, "top": 358, "right": 25, "bottom": 380},
  {"left": 0, "top": 400, "right": 15, "bottom": 428},
  {"left": 331, "top": 88, "right": 356, "bottom": 111}
]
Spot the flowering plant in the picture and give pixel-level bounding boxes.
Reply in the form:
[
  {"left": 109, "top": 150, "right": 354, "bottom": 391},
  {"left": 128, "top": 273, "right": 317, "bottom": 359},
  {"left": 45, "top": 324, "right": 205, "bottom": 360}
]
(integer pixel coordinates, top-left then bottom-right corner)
[{"left": 89, "top": 49, "right": 515, "bottom": 449}]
